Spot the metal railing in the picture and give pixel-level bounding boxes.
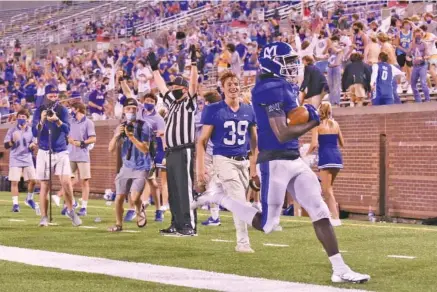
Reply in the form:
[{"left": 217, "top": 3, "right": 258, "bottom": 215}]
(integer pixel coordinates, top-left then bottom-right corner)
[{"left": 136, "top": 4, "right": 220, "bottom": 36}]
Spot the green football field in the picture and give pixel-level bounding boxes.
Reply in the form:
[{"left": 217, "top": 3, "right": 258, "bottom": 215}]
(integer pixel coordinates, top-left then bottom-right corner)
[{"left": 0, "top": 192, "right": 436, "bottom": 292}]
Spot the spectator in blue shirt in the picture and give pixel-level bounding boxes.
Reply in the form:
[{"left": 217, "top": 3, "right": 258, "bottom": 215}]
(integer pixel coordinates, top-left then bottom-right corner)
[
  {"left": 108, "top": 98, "right": 151, "bottom": 232},
  {"left": 31, "top": 85, "right": 82, "bottom": 227}
]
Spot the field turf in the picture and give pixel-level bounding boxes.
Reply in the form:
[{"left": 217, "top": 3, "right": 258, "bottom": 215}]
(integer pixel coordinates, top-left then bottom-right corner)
[{"left": 0, "top": 192, "right": 436, "bottom": 292}]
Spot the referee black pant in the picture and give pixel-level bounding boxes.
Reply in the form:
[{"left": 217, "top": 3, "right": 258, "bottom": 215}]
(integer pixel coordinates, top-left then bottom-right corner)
[{"left": 166, "top": 144, "right": 197, "bottom": 231}]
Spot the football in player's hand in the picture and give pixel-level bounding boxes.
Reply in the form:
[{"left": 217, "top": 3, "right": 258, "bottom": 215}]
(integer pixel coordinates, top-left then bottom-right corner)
[
  {"left": 249, "top": 175, "right": 260, "bottom": 191},
  {"left": 287, "top": 106, "right": 309, "bottom": 125}
]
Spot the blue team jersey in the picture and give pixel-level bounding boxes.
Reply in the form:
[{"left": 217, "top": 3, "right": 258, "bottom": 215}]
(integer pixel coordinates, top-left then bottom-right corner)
[
  {"left": 251, "top": 77, "right": 300, "bottom": 152},
  {"left": 376, "top": 62, "right": 393, "bottom": 99},
  {"left": 201, "top": 100, "right": 256, "bottom": 156}
]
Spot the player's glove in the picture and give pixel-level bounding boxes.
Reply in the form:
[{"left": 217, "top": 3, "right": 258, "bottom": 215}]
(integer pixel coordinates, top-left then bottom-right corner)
[
  {"left": 189, "top": 44, "right": 197, "bottom": 63},
  {"left": 147, "top": 52, "right": 160, "bottom": 71},
  {"left": 304, "top": 104, "right": 320, "bottom": 125},
  {"left": 249, "top": 175, "right": 260, "bottom": 191}
]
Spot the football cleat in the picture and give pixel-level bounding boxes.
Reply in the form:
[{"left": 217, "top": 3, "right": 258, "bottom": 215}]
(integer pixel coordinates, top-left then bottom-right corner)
[
  {"left": 11, "top": 204, "right": 20, "bottom": 212},
  {"left": 332, "top": 270, "right": 370, "bottom": 284},
  {"left": 201, "top": 217, "right": 221, "bottom": 226}
]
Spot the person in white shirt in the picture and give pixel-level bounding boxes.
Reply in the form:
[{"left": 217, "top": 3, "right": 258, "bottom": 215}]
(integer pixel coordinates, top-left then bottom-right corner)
[
  {"left": 314, "top": 30, "right": 329, "bottom": 74},
  {"left": 143, "top": 33, "right": 154, "bottom": 51},
  {"left": 135, "top": 60, "right": 153, "bottom": 99}
]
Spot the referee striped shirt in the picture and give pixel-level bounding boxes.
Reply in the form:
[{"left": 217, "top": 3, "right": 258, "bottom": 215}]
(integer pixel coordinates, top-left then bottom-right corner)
[{"left": 163, "top": 91, "right": 197, "bottom": 148}]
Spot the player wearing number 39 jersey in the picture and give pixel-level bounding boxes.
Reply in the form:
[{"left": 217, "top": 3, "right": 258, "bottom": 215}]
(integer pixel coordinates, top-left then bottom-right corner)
[
  {"left": 196, "top": 71, "right": 257, "bottom": 253},
  {"left": 193, "top": 42, "right": 370, "bottom": 283}
]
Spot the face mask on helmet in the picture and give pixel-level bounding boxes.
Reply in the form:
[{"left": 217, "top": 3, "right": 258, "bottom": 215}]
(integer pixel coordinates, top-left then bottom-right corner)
[{"left": 277, "top": 55, "right": 301, "bottom": 79}]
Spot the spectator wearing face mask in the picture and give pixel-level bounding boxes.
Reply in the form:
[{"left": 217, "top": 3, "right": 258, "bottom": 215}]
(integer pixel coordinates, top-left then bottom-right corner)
[
  {"left": 137, "top": 93, "right": 165, "bottom": 222},
  {"left": 409, "top": 28, "right": 431, "bottom": 102},
  {"left": 350, "top": 22, "right": 368, "bottom": 56},
  {"left": 88, "top": 81, "right": 107, "bottom": 120}
]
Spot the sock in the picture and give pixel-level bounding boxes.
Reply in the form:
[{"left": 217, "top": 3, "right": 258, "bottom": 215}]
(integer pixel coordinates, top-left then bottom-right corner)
[
  {"left": 81, "top": 200, "right": 88, "bottom": 209},
  {"left": 12, "top": 196, "right": 18, "bottom": 205},
  {"left": 27, "top": 192, "right": 34, "bottom": 200},
  {"left": 210, "top": 206, "right": 220, "bottom": 220},
  {"left": 214, "top": 192, "right": 258, "bottom": 226},
  {"left": 329, "top": 253, "right": 350, "bottom": 274}
]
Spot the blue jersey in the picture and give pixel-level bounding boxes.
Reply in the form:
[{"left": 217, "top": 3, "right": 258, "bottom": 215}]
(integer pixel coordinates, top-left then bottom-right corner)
[
  {"left": 375, "top": 62, "right": 393, "bottom": 99},
  {"left": 251, "top": 77, "right": 299, "bottom": 152},
  {"left": 354, "top": 34, "right": 365, "bottom": 54},
  {"left": 397, "top": 30, "right": 412, "bottom": 55},
  {"left": 201, "top": 100, "right": 256, "bottom": 156}
]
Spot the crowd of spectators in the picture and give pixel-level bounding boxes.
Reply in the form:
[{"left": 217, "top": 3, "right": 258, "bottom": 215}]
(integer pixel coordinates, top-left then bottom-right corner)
[{"left": 0, "top": 1, "right": 436, "bottom": 125}]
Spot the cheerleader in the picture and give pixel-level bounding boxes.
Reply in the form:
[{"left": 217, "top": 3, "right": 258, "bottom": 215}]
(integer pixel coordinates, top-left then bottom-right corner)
[{"left": 307, "top": 102, "right": 344, "bottom": 226}]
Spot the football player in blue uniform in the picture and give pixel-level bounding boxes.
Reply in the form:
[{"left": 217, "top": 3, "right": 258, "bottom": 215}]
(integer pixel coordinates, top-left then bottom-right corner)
[
  {"left": 197, "top": 71, "right": 257, "bottom": 253},
  {"left": 193, "top": 42, "right": 370, "bottom": 283}
]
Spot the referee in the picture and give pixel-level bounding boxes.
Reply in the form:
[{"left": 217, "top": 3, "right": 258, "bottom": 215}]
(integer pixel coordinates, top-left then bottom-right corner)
[{"left": 148, "top": 45, "right": 198, "bottom": 237}]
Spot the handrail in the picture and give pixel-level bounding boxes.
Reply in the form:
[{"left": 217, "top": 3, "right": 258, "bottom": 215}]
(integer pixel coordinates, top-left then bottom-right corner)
[
  {"left": 136, "top": 4, "right": 216, "bottom": 35},
  {"left": 23, "top": 1, "right": 110, "bottom": 36}
]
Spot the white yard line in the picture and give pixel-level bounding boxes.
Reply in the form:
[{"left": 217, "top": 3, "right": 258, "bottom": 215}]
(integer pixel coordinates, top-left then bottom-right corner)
[
  {"left": 211, "top": 239, "right": 234, "bottom": 243},
  {"left": 8, "top": 219, "right": 26, "bottom": 222},
  {"left": 79, "top": 226, "right": 98, "bottom": 229},
  {"left": 0, "top": 245, "right": 369, "bottom": 292},
  {"left": 263, "top": 243, "right": 289, "bottom": 247},
  {"left": 387, "top": 255, "right": 416, "bottom": 259}
]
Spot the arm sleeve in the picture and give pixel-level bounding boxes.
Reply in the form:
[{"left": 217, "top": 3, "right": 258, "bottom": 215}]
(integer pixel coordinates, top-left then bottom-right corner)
[
  {"left": 4, "top": 128, "right": 12, "bottom": 143},
  {"left": 141, "top": 123, "right": 150, "bottom": 142},
  {"left": 163, "top": 91, "right": 175, "bottom": 107},
  {"left": 87, "top": 120, "right": 96, "bottom": 137},
  {"left": 370, "top": 64, "right": 378, "bottom": 86},
  {"left": 32, "top": 107, "right": 41, "bottom": 137},
  {"left": 391, "top": 65, "right": 405, "bottom": 78},
  {"left": 300, "top": 67, "right": 310, "bottom": 92},
  {"left": 156, "top": 116, "right": 165, "bottom": 132},
  {"left": 58, "top": 107, "right": 70, "bottom": 134},
  {"left": 200, "top": 105, "right": 215, "bottom": 125}
]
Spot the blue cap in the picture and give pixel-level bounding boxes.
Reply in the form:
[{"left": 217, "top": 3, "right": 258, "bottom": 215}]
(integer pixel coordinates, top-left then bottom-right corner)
[
  {"left": 71, "top": 91, "right": 81, "bottom": 99},
  {"left": 45, "top": 84, "right": 59, "bottom": 95}
]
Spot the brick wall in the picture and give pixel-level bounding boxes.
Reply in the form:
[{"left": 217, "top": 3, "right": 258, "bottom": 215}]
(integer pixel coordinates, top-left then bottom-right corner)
[{"left": 1, "top": 104, "right": 437, "bottom": 219}]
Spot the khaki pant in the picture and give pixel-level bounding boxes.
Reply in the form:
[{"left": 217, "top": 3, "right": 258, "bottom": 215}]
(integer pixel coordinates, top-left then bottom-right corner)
[
  {"left": 70, "top": 162, "right": 91, "bottom": 180},
  {"left": 347, "top": 84, "right": 366, "bottom": 104},
  {"left": 213, "top": 155, "right": 250, "bottom": 245}
]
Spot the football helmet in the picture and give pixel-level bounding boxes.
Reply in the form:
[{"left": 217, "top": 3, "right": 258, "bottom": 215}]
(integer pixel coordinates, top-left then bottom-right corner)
[{"left": 258, "top": 42, "right": 300, "bottom": 79}]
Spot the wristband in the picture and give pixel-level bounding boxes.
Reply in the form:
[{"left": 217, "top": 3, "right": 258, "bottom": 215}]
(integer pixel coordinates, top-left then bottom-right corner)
[{"left": 191, "top": 62, "right": 197, "bottom": 66}]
